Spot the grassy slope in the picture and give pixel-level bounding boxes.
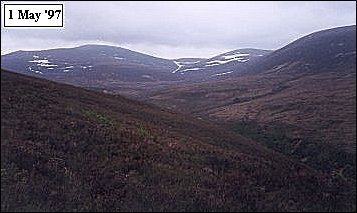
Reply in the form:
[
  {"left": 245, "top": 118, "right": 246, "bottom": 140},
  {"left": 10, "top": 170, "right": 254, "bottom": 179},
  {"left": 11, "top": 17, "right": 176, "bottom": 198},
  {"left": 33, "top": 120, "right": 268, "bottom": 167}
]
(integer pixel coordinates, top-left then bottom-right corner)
[
  {"left": 147, "top": 65, "right": 356, "bottom": 179},
  {"left": 1, "top": 70, "right": 355, "bottom": 211}
]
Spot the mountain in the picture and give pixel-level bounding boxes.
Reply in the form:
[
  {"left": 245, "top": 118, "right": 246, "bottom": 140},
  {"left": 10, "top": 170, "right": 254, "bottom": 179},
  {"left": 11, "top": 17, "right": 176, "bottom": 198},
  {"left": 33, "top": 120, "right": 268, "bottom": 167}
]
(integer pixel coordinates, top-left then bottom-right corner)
[
  {"left": 171, "top": 49, "right": 272, "bottom": 79},
  {"left": 2, "top": 69, "right": 355, "bottom": 211},
  {"left": 237, "top": 25, "right": 356, "bottom": 76},
  {"left": 2, "top": 26, "right": 354, "bottom": 85},
  {"left": 1, "top": 44, "right": 181, "bottom": 82},
  {"left": 0, "top": 45, "right": 273, "bottom": 98},
  {"left": 1, "top": 45, "right": 272, "bottom": 84},
  {"left": 146, "top": 25, "right": 356, "bottom": 182}
]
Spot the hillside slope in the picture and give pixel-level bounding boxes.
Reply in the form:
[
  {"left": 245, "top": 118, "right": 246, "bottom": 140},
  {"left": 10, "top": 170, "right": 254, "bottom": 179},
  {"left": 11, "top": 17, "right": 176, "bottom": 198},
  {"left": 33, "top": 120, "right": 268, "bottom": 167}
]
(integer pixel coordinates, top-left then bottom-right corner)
[
  {"left": 0, "top": 45, "right": 271, "bottom": 97},
  {"left": 171, "top": 49, "right": 272, "bottom": 80},
  {"left": 147, "top": 25, "right": 356, "bottom": 182},
  {"left": 237, "top": 25, "right": 356, "bottom": 75},
  {"left": 1, "top": 70, "right": 354, "bottom": 211},
  {"left": 0, "top": 45, "right": 273, "bottom": 93},
  {"left": 1, "top": 45, "right": 180, "bottom": 82}
]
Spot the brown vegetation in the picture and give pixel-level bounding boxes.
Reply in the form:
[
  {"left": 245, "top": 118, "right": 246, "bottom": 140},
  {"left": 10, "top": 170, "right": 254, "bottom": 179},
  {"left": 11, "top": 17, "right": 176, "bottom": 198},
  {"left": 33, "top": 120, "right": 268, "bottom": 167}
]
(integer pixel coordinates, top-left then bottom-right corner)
[{"left": 2, "top": 70, "right": 355, "bottom": 211}]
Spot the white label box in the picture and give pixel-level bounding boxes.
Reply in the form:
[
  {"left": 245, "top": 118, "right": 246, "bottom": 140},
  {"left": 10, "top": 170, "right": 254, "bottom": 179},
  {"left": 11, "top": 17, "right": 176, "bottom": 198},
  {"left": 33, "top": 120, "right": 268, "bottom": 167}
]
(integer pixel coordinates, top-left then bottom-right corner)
[{"left": 3, "top": 3, "right": 63, "bottom": 27}]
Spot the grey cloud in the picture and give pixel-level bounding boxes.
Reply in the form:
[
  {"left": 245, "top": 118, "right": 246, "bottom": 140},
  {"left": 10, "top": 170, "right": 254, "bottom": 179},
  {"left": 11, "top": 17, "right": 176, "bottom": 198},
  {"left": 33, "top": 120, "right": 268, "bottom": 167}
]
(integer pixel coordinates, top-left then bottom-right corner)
[{"left": 1, "top": 1, "right": 356, "bottom": 58}]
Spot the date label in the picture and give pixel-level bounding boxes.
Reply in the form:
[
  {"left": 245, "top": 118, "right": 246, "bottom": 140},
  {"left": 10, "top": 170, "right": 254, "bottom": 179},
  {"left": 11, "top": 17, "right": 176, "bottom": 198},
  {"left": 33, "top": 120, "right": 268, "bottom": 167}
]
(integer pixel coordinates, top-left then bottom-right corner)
[{"left": 3, "top": 4, "right": 64, "bottom": 27}]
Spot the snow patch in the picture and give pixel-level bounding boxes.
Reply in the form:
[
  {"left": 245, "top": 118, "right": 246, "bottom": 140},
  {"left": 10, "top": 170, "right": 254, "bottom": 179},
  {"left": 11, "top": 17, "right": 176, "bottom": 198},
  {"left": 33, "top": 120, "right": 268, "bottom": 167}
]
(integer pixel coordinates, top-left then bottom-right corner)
[
  {"left": 81, "top": 65, "right": 92, "bottom": 69},
  {"left": 205, "top": 63, "right": 220, "bottom": 67},
  {"left": 212, "top": 71, "right": 233, "bottom": 77},
  {"left": 206, "top": 60, "right": 227, "bottom": 64},
  {"left": 29, "top": 58, "right": 58, "bottom": 68},
  {"left": 142, "top": 75, "right": 154, "bottom": 79},
  {"left": 206, "top": 57, "right": 249, "bottom": 65},
  {"left": 172, "top": 61, "right": 183, "bottom": 73},
  {"left": 222, "top": 53, "right": 249, "bottom": 59},
  {"left": 28, "top": 59, "right": 50, "bottom": 64},
  {"left": 38, "top": 64, "right": 58, "bottom": 67},
  {"left": 206, "top": 58, "right": 243, "bottom": 64}
]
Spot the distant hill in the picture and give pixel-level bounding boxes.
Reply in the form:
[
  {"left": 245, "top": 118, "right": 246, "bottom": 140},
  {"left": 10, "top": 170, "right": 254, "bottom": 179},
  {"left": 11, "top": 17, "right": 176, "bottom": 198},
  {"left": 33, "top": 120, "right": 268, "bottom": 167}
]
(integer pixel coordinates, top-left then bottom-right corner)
[
  {"left": 1, "top": 70, "right": 354, "bottom": 211},
  {"left": 1, "top": 45, "right": 273, "bottom": 84},
  {"left": 171, "top": 49, "right": 272, "bottom": 79},
  {"left": 1, "top": 44, "right": 181, "bottom": 82},
  {"left": 0, "top": 45, "right": 272, "bottom": 98},
  {"left": 239, "top": 25, "right": 356, "bottom": 75}
]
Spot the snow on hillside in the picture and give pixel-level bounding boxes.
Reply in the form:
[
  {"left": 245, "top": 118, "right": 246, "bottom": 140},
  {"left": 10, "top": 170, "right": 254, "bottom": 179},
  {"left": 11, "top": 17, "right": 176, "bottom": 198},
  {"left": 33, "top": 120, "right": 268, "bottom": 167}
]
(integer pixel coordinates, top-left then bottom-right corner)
[{"left": 172, "top": 51, "right": 255, "bottom": 74}]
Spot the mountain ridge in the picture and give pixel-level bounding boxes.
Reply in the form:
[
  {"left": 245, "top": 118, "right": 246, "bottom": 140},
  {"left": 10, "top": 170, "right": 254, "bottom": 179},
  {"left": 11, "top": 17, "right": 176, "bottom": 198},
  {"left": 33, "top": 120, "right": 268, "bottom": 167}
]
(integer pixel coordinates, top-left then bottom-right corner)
[{"left": 1, "top": 44, "right": 273, "bottom": 83}]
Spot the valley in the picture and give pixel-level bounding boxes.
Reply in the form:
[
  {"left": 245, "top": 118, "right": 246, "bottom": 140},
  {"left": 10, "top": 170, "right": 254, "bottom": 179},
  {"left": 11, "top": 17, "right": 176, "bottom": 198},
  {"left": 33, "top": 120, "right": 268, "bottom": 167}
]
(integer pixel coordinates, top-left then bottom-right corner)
[
  {"left": 1, "top": 25, "right": 356, "bottom": 212},
  {"left": 146, "top": 25, "right": 357, "bottom": 181},
  {"left": 3, "top": 70, "right": 354, "bottom": 211}
]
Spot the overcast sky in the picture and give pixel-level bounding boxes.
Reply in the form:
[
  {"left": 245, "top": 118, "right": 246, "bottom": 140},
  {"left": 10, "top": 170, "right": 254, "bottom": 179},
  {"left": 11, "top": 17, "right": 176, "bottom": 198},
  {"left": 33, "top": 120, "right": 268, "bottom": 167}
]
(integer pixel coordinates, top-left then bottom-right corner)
[{"left": 1, "top": 1, "right": 356, "bottom": 59}]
